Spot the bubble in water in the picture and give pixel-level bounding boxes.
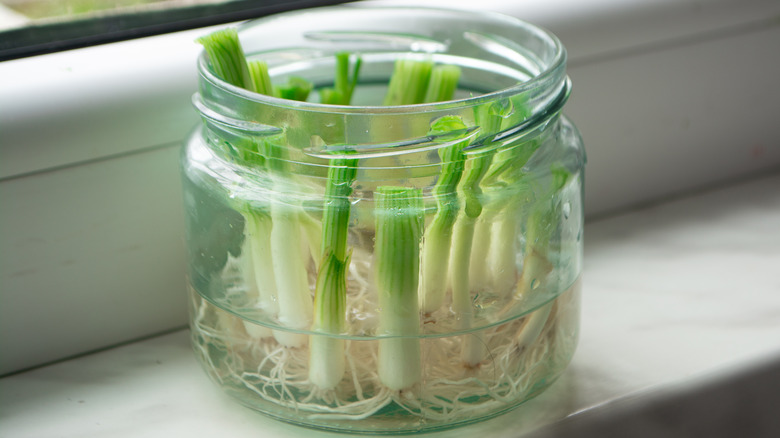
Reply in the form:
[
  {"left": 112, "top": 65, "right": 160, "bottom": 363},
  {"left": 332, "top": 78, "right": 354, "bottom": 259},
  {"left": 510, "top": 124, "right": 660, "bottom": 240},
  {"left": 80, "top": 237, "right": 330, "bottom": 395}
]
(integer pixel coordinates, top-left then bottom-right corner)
[
  {"left": 530, "top": 279, "right": 539, "bottom": 290},
  {"left": 562, "top": 202, "right": 571, "bottom": 219}
]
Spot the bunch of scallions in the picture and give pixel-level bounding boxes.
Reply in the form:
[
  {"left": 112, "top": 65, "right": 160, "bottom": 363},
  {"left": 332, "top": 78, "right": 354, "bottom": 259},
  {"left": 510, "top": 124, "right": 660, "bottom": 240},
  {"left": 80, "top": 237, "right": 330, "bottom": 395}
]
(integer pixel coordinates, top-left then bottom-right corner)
[{"left": 192, "top": 28, "right": 572, "bottom": 420}]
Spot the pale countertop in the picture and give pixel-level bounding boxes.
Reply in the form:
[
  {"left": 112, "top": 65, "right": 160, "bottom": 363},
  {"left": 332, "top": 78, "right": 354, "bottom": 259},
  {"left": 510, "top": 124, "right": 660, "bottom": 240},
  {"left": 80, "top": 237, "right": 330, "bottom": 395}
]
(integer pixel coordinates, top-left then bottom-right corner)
[{"left": 2, "top": 172, "right": 779, "bottom": 438}]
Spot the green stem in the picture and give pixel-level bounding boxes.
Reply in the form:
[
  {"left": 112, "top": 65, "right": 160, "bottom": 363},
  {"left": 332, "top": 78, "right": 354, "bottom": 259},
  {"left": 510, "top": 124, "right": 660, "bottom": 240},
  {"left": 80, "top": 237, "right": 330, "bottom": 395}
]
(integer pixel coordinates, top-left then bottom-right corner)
[
  {"left": 197, "top": 28, "right": 253, "bottom": 91},
  {"left": 383, "top": 58, "right": 433, "bottom": 105},
  {"left": 275, "top": 76, "right": 313, "bottom": 101},
  {"left": 248, "top": 60, "right": 273, "bottom": 95},
  {"left": 320, "top": 52, "right": 362, "bottom": 105},
  {"left": 424, "top": 65, "right": 461, "bottom": 103}
]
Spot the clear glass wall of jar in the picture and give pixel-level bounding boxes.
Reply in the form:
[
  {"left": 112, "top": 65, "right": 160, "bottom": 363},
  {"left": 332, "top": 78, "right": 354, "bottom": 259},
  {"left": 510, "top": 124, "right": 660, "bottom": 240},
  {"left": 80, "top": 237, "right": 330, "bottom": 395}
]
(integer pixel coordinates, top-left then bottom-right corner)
[{"left": 181, "top": 5, "right": 585, "bottom": 434}]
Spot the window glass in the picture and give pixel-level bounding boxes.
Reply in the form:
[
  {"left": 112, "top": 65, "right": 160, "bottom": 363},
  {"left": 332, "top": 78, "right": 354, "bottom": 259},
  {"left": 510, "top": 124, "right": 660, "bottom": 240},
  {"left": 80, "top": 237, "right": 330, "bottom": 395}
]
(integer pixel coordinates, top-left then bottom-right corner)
[{"left": 0, "top": 0, "right": 352, "bottom": 61}]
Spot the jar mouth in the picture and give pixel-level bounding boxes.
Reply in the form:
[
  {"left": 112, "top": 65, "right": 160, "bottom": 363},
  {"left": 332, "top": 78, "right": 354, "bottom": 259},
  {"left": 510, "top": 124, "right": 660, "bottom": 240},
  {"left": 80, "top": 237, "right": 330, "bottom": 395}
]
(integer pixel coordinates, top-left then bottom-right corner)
[{"left": 195, "top": 5, "right": 568, "bottom": 115}]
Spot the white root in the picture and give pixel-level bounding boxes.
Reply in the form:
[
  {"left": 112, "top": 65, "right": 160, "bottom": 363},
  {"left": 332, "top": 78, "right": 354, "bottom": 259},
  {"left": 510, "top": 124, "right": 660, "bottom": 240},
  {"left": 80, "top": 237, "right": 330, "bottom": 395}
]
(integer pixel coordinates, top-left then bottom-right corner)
[{"left": 188, "top": 261, "right": 580, "bottom": 426}]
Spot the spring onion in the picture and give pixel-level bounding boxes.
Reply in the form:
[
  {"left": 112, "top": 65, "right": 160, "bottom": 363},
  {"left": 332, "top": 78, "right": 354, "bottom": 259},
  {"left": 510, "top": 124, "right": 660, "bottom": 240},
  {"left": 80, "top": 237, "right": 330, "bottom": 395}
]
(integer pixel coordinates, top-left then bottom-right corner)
[
  {"left": 198, "top": 29, "right": 276, "bottom": 340},
  {"left": 419, "top": 116, "right": 466, "bottom": 313},
  {"left": 466, "top": 100, "right": 514, "bottom": 293},
  {"left": 380, "top": 61, "right": 464, "bottom": 314},
  {"left": 198, "top": 28, "right": 314, "bottom": 347},
  {"left": 308, "top": 53, "right": 362, "bottom": 389},
  {"left": 240, "top": 206, "right": 278, "bottom": 338},
  {"left": 483, "top": 138, "right": 541, "bottom": 296},
  {"left": 449, "top": 129, "right": 496, "bottom": 367},
  {"left": 375, "top": 186, "right": 424, "bottom": 390},
  {"left": 260, "top": 135, "right": 313, "bottom": 347},
  {"left": 308, "top": 155, "right": 358, "bottom": 389}
]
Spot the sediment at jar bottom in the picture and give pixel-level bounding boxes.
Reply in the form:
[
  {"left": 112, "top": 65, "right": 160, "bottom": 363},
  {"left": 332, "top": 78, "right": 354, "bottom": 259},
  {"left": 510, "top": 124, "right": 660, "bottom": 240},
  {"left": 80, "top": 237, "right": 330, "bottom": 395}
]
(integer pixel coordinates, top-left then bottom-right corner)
[{"left": 187, "top": 279, "right": 580, "bottom": 433}]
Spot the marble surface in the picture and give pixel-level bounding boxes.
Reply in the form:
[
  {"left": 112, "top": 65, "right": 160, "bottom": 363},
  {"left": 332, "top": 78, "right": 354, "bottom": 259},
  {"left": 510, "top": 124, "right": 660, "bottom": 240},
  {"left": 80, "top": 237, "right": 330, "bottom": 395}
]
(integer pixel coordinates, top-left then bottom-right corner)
[{"left": 2, "top": 172, "right": 780, "bottom": 437}]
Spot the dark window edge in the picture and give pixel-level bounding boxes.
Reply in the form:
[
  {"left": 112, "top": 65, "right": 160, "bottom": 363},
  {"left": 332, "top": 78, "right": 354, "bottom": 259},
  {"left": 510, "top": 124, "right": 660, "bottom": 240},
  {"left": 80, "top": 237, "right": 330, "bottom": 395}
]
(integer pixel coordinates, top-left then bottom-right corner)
[{"left": 0, "top": 0, "right": 354, "bottom": 62}]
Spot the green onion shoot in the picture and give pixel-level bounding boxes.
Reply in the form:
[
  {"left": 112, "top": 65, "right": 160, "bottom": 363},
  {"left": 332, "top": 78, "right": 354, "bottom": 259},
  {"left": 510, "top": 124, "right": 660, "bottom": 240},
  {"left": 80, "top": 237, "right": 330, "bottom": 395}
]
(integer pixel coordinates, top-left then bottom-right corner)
[
  {"left": 197, "top": 28, "right": 253, "bottom": 91},
  {"left": 375, "top": 186, "right": 424, "bottom": 390},
  {"left": 320, "top": 52, "right": 362, "bottom": 105},
  {"left": 383, "top": 58, "right": 433, "bottom": 105}
]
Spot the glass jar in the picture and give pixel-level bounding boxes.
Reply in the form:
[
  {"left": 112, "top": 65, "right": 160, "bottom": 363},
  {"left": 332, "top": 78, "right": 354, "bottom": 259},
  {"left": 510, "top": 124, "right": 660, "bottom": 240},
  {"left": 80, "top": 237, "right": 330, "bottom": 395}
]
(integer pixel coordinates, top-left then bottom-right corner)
[{"left": 181, "top": 5, "right": 585, "bottom": 434}]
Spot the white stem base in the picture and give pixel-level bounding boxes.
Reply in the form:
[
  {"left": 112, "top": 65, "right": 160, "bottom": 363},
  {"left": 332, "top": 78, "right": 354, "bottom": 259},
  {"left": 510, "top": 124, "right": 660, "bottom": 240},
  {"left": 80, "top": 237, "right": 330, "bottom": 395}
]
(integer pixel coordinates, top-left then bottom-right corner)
[
  {"left": 243, "top": 321, "right": 272, "bottom": 339},
  {"left": 309, "top": 336, "right": 346, "bottom": 390},
  {"left": 270, "top": 209, "right": 313, "bottom": 348},
  {"left": 515, "top": 302, "right": 554, "bottom": 352},
  {"left": 378, "top": 338, "right": 421, "bottom": 391},
  {"left": 489, "top": 208, "right": 519, "bottom": 296}
]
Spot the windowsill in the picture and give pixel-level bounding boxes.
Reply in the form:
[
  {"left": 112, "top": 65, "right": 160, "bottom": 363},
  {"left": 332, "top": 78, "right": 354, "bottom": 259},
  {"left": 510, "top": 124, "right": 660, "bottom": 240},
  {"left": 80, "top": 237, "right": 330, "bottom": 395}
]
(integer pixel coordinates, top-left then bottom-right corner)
[
  {"left": 2, "top": 0, "right": 779, "bottom": 388},
  {"left": 3, "top": 172, "right": 779, "bottom": 437}
]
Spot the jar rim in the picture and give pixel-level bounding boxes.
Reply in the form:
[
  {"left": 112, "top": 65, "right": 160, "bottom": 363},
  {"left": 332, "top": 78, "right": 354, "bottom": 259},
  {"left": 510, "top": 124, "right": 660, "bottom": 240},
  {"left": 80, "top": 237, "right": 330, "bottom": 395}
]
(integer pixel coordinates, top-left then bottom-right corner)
[{"left": 196, "top": 4, "right": 567, "bottom": 115}]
